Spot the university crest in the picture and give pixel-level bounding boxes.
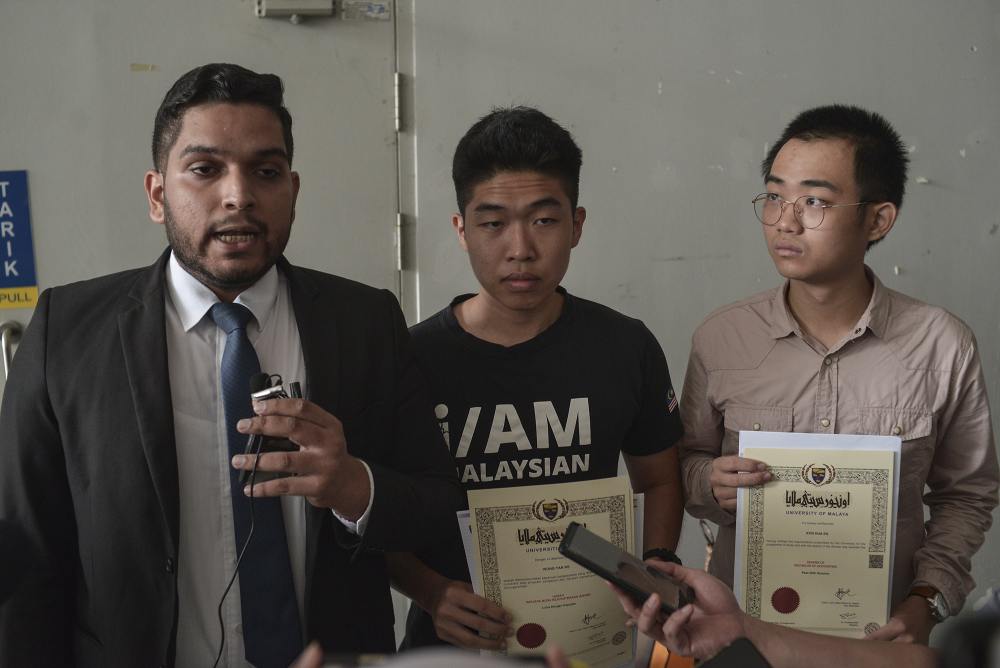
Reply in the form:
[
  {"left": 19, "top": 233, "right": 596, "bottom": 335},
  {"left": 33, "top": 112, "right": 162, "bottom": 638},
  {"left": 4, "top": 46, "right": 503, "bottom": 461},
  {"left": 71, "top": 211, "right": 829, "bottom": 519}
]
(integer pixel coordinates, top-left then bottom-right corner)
[
  {"left": 531, "top": 498, "right": 569, "bottom": 522},
  {"left": 801, "top": 463, "right": 836, "bottom": 486}
]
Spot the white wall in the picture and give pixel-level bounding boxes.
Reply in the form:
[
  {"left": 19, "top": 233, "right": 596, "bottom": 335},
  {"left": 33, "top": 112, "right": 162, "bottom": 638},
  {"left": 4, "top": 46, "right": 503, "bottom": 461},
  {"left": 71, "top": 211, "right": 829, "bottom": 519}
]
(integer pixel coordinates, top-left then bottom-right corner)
[
  {"left": 400, "top": 0, "right": 1000, "bottom": 642},
  {"left": 0, "top": 0, "right": 401, "bottom": 397}
]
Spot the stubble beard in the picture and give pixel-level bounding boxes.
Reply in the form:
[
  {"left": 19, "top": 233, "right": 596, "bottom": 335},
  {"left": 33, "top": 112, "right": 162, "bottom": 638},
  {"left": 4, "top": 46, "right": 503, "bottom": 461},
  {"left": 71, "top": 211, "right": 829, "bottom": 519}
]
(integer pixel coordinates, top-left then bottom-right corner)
[{"left": 162, "top": 197, "right": 286, "bottom": 294}]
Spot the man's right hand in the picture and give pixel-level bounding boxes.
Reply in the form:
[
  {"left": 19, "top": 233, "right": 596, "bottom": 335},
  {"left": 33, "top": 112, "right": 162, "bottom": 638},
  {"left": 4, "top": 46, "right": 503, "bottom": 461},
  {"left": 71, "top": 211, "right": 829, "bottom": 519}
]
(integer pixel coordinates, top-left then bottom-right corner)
[
  {"left": 428, "top": 579, "right": 512, "bottom": 650},
  {"left": 612, "top": 561, "right": 747, "bottom": 661},
  {"left": 709, "top": 456, "right": 771, "bottom": 510}
]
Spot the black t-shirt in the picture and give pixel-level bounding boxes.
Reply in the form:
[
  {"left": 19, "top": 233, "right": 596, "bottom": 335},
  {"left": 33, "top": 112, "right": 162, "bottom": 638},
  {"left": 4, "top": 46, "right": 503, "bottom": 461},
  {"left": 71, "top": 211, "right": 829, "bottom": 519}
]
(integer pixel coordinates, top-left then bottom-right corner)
[{"left": 401, "top": 289, "right": 683, "bottom": 647}]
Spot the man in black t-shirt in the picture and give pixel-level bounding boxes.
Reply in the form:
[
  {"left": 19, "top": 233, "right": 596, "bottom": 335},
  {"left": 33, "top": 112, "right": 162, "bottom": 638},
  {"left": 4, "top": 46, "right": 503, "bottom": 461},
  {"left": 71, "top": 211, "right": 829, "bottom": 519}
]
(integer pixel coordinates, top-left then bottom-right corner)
[
  {"left": 388, "top": 107, "right": 684, "bottom": 651},
  {"left": 410, "top": 288, "right": 678, "bottom": 491}
]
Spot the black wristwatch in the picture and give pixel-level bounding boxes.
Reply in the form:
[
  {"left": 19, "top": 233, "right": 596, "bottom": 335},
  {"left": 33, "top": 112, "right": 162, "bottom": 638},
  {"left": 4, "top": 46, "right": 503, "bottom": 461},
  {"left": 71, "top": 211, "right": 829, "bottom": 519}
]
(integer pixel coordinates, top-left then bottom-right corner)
[{"left": 642, "top": 547, "right": 682, "bottom": 565}]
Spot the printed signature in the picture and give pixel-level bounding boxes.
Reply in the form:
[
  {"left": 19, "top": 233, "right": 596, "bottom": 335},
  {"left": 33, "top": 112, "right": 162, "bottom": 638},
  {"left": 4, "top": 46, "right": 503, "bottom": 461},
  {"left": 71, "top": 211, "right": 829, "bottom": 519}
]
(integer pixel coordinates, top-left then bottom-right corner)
[
  {"left": 583, "top": 613, "right": 599, "bottom": 625},
  {"left": 835, "top": 588, "right": 855, "bottom": 600}
]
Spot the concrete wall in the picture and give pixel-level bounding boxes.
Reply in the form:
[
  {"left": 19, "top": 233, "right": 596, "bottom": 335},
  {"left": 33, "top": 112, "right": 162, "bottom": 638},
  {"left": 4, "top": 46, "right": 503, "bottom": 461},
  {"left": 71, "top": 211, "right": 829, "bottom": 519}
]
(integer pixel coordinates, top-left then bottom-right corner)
[{"left": 400, "top": 0, "right": 1000, "bottom": 640}]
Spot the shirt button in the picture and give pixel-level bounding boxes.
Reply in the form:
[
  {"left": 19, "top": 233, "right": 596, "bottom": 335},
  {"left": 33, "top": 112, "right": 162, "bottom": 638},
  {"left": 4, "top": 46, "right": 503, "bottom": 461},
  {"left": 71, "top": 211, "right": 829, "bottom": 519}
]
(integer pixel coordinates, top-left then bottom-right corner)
[
  {"left": 752, "top": 422, "right": 762, "bottom": 431},
  {"left": 820, "top": 418, "right": 831, "bottom": 428},
  {"left": 824, "top": 358, "right": 833, "bottom": 366},
  {"left": 165, "top": 557, "right": 175, "bottom": 573},
  {"left": 892, "top": 425, "right": 902, "bottom": 436}
]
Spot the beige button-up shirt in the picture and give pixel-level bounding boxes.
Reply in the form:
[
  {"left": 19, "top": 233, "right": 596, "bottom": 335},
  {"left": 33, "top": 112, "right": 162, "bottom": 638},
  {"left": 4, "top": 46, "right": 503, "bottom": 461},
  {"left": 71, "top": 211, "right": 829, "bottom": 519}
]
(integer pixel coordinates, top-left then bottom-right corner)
[{"left": 679, "top": 269, "right": 998, "bottom": 613}]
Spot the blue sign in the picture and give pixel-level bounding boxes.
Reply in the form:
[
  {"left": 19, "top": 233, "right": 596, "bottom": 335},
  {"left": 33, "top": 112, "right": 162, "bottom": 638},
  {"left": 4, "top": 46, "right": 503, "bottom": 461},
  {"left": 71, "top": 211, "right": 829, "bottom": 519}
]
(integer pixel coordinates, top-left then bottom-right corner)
[{"left": 0, "top": 170, "right": 38, "bottom": 308}]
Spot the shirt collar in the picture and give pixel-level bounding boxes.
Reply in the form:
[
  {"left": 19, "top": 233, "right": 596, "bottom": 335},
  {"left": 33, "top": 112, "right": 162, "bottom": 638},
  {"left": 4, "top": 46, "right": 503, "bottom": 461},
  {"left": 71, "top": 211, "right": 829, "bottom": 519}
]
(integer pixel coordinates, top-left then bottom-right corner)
[
  {"left": 858, "top": 265, "right": 890, "bottom": 339},
  {"left": 768, "top": 265, "right": 889, "bottom": 341},
  {"left": 768, "top": 282, "right": 799, "bottom": 339},
  {"left": 165, "top": 252, "right": 279, "bottom": 333}
]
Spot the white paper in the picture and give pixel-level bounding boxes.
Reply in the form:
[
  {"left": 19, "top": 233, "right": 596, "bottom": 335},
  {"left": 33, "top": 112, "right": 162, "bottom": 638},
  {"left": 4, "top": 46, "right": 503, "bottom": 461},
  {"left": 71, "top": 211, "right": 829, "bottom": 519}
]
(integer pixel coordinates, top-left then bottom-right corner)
[
  {"left": 456, "top": 492, "right": 645, "bottom": 597},
  {"left": 734, "top": 431, "right": 901, "bottom": 622}
]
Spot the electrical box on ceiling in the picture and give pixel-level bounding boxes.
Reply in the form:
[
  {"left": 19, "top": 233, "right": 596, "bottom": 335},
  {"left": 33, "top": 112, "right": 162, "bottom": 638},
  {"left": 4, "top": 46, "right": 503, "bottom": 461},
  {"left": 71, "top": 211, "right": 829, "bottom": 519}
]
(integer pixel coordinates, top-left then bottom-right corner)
[{"left": 254, "top": 0, "right": 334, "bottom": 18}]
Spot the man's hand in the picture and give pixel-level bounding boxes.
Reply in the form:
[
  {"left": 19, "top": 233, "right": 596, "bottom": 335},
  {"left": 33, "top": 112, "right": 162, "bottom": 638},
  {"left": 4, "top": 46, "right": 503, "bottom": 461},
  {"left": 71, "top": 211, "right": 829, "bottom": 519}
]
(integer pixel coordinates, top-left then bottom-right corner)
[
  {"left": 231, "top": 398, "right": 371, "bottom": 519},
  {"left": 426, "top": 578, "right": 511, "bottom": 650},
  {"left": 611, "top": 561, "right": 746, "bottom": 660},
  {"left": 384, "top": 554, "right": 510, "bottom": 649},
  {"left": 709, "top": 456, "right": 771, "bottom": 511},
  {"left": 863, "top": 595, "right": 935, "bottom": 644}
]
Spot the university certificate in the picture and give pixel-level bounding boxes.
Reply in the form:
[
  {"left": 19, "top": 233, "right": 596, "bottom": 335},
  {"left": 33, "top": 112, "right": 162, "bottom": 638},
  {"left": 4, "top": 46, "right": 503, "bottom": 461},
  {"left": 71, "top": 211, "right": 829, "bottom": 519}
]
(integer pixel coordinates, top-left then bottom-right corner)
[
  {"left": 467, "top": 477, "right": 635, "bottom": 667},
  {"left": 735, "top": 432, "right": 900, "bottom": 638}
]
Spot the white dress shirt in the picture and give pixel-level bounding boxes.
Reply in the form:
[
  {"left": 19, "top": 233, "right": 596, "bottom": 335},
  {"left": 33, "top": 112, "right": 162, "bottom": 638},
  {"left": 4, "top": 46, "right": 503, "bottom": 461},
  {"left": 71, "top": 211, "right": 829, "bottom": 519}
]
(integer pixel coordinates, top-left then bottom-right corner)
[{"left": 165, "top": 254, "right": 372, "bottom": 667}]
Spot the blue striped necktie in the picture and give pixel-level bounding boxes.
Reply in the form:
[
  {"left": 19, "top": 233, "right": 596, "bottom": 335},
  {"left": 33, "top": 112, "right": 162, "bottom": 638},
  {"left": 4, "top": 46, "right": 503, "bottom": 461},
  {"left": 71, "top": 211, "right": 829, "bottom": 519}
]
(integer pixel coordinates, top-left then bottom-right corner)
[{"left": 210, "top": 302, "right": 303, "bottom": 668}]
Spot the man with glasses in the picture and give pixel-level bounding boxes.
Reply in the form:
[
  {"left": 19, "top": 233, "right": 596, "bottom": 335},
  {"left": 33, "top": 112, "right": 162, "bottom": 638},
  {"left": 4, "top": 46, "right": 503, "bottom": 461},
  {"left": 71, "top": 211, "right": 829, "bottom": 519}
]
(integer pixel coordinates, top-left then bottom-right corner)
[{"left": 679, "top": 104, "right": 998, "bottom": 645}]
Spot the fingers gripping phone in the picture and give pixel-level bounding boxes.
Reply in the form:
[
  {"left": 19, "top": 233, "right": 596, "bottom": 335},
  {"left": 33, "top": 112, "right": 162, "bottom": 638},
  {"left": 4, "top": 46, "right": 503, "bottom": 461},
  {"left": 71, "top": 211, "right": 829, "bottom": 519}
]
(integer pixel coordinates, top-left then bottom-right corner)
[
  {"left": 238, "top": 375, "right": 300, "bottom": 485},
  {"left": 559, "top": 521, "right": 692, "bottom": 616}
]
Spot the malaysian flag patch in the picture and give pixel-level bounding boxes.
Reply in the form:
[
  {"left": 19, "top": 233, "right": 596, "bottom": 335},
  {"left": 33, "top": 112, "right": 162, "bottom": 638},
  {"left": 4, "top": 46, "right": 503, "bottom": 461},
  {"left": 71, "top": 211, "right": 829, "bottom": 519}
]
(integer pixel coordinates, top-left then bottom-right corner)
[{"left": 667, "top": 388, "right": 678, "bottom": 413}]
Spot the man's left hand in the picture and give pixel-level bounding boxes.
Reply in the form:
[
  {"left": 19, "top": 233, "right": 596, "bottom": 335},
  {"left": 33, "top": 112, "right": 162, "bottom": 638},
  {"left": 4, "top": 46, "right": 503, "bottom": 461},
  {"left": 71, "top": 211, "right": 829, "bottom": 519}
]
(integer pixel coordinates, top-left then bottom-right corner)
[
  {"left": 863, "top": 595, "right": 935, "bottom": 644},
  {"left": 231, "top": 398, "right": 370, "bottom": 519}
]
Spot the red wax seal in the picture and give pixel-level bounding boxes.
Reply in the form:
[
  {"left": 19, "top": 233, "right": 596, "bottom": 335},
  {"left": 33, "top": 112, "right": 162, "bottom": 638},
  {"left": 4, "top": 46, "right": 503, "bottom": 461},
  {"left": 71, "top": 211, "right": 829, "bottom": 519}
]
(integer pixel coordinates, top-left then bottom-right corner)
[
  {"left": 771, "top": 587, "right": 800, "bottom": 614},
  {"left": 516, "top": 622, "right": 547, "bottom": 649}
]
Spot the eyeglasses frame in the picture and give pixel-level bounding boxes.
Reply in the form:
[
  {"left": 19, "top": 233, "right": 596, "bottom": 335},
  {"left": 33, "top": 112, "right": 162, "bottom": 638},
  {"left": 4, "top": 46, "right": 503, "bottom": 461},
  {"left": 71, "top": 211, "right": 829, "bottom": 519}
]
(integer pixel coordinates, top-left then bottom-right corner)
[{"left": 751, "top": 193, "right": 872, "bottom": 230}]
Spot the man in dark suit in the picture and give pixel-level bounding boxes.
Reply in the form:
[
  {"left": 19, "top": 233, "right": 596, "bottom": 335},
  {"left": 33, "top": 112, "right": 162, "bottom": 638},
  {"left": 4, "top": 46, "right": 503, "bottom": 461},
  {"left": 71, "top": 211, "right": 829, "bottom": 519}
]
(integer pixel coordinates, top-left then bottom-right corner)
[{"left": 0, "top": 63, "right": 462, "bottom": 667}]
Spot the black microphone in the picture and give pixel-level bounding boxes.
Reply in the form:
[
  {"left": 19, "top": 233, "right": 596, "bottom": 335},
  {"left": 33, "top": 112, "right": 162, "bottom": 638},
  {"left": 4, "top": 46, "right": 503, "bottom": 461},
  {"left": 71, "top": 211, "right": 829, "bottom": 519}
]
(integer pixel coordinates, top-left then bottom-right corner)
[{"left": 0, "top": 520, "right": 38, "bottom": 605}]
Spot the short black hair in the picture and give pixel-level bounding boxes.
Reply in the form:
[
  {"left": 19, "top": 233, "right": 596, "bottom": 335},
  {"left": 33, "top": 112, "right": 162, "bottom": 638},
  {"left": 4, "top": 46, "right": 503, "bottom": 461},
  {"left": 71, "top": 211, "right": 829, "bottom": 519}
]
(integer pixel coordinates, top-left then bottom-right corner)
[
  {"left": 151, "top": 63, "right": 294, "bottom": 171},
  {"left": 762, "top": 105, "right": 908, "bottom": 249},
  {"left": 762, "top": 104, "right": 909, "bottom": 208},
  {"left": 452, "top": 106, "right": 583, "bottom": 214}
]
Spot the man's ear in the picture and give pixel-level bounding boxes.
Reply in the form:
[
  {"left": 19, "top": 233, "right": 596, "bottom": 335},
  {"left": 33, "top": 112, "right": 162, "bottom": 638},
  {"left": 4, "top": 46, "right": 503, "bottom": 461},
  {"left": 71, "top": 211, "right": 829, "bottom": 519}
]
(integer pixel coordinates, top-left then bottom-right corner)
[
  {"left": 290, "top": 170, "right": 301, "bottom": 224},
  {"left": 571, "top": 206, "right": 586, "bottom": 248},
  {"left": 452, "top": 214, "right": 468, "bottom": 251},
  {"left": 867, "top": 202, "right": 897, "bottom": 244},
  {"left": 145, "top": 170, "right": 165, "bottom": 225}
]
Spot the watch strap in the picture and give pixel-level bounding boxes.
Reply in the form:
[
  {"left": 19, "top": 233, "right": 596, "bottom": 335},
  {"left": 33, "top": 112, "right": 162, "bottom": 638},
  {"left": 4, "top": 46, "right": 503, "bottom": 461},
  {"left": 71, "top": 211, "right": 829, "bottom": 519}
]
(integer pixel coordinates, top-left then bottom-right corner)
[
  {"left": 642, "top": 547, "right": 682, "bottom": 565},
  {"left": 909, "top": 585, "right": 948, "bottom": 622}
]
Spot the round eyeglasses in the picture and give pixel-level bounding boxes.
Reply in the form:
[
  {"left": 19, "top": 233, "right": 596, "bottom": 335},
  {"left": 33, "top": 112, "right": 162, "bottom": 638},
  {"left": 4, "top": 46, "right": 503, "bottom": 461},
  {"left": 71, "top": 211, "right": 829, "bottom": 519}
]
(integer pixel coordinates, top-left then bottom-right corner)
[{"left": 752, "top": 193, "right": 870, "bottom": 230}]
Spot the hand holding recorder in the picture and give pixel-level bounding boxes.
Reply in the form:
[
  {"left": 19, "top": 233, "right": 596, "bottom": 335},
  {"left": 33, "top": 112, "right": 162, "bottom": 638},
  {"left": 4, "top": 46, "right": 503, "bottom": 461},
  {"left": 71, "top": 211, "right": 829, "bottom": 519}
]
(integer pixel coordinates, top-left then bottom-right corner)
[{"left": 230, "top": 375, "right": 372, "bottom": 520}]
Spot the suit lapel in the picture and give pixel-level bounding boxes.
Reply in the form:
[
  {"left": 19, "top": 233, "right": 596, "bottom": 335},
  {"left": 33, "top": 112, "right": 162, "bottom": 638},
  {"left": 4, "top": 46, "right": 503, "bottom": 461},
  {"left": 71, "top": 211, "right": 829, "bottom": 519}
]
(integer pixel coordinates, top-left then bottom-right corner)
[
  {"left": 283, "top": 260, "right": 341, "bottom": 421},
  {"left": 118, "top": 250, "right": 180, "bottom": 551},
  {"left": 283, "top": 259, "right": 343, "bottom": 617}
]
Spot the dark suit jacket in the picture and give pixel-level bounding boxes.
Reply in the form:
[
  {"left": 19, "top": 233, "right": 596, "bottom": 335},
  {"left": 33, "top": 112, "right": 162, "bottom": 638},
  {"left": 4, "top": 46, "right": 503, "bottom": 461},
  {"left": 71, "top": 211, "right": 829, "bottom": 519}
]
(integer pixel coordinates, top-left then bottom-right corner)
[{"left": 0, "top": 251, "right": 463, "bottom": 667}]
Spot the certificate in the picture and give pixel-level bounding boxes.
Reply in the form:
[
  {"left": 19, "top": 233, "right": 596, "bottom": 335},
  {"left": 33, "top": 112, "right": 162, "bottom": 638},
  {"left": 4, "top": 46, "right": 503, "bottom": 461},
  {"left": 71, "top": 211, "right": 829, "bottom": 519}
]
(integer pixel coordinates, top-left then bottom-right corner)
[
  {"left": 735, "top": 431, "right": 900, "bottom": 638},
  {"left": 467, "top": 477, "right": 635, "bottom": 667}
]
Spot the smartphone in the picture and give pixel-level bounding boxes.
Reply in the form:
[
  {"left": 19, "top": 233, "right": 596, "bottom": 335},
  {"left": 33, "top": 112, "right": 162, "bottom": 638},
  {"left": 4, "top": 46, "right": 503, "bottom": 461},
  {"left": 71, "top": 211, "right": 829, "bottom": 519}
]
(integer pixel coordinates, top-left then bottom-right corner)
[
  {"left": 239, "top": 381, "right": 299, "bottom": 485},
  {"left": 559, "top": 521, "right": 691, "bottom": 616}
]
